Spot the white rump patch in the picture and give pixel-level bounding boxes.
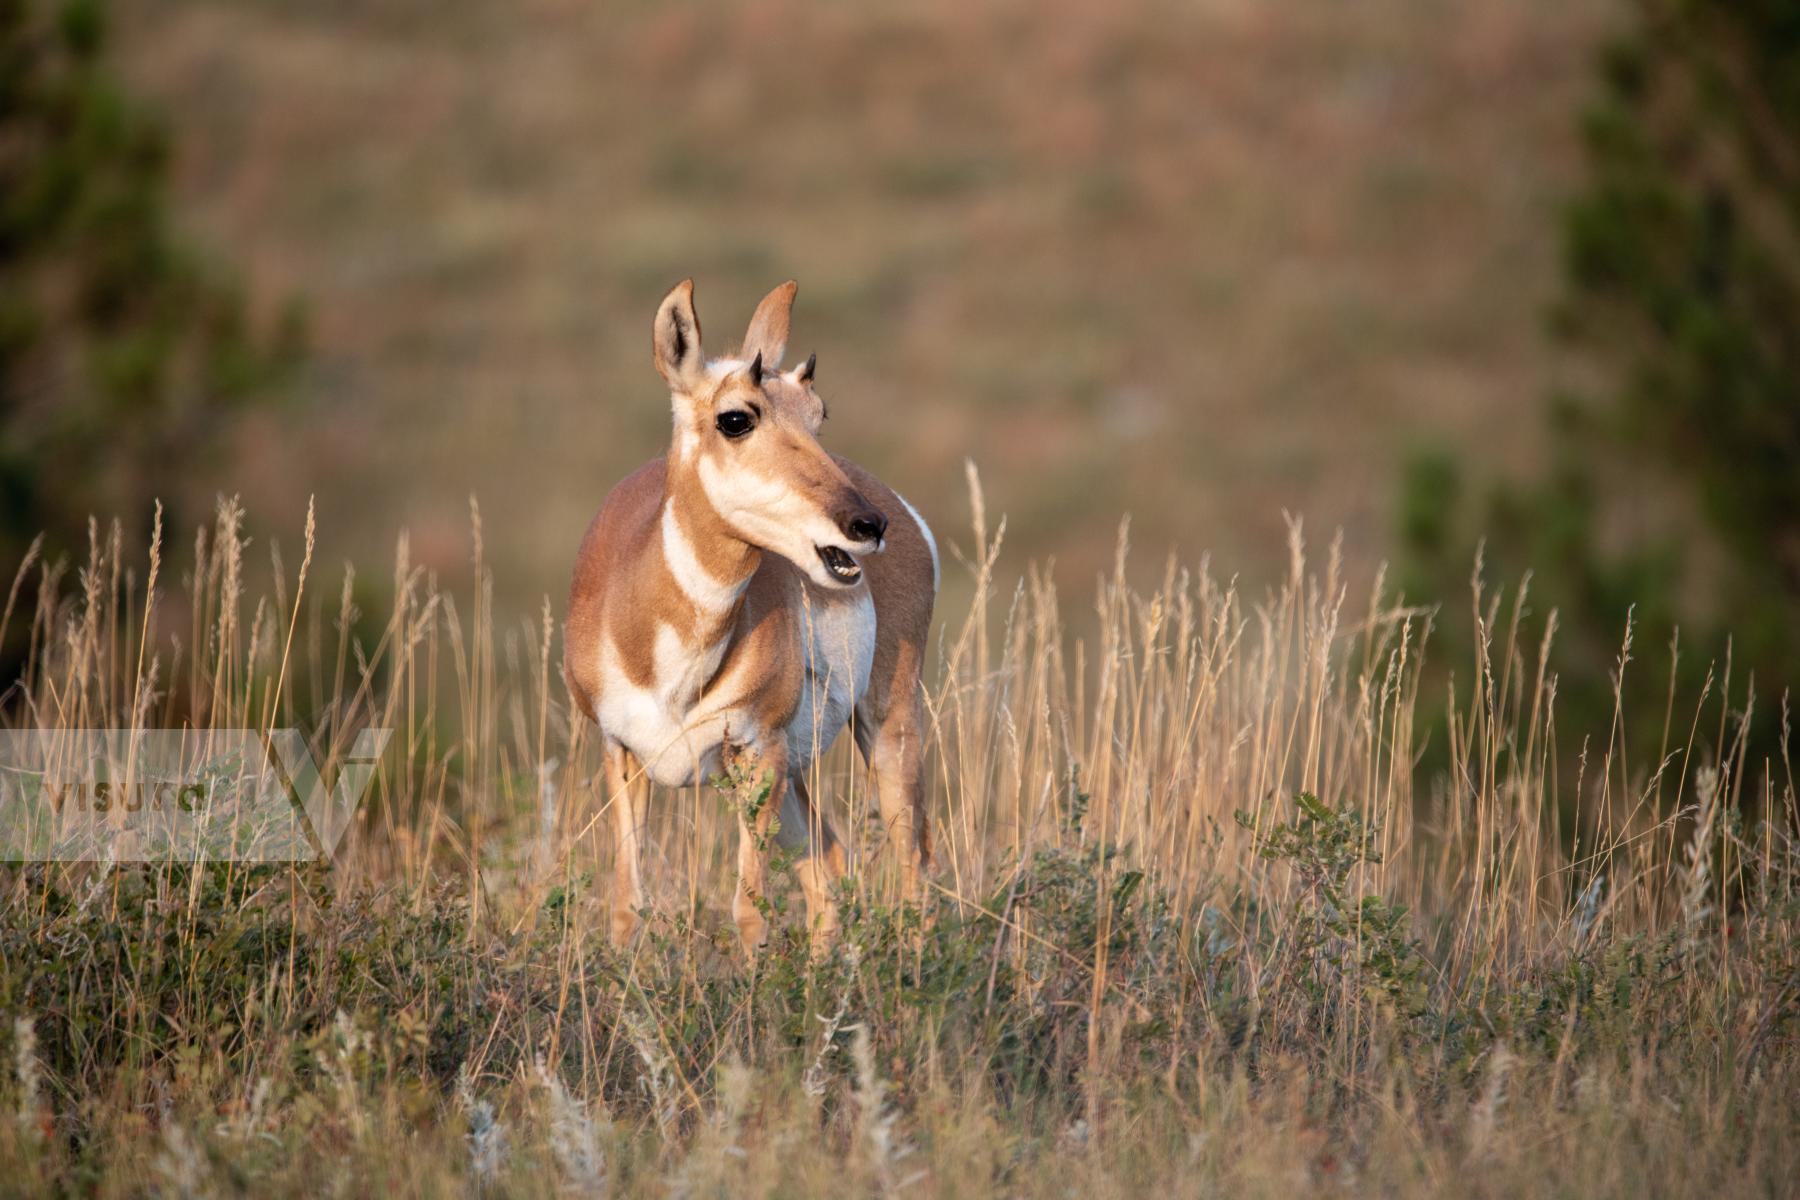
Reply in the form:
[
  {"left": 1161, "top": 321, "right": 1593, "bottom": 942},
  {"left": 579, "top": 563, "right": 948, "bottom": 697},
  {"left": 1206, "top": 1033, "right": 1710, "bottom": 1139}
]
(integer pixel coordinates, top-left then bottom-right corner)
[{"left": 893, "top": 490, "right": 939, "bottom": 592}]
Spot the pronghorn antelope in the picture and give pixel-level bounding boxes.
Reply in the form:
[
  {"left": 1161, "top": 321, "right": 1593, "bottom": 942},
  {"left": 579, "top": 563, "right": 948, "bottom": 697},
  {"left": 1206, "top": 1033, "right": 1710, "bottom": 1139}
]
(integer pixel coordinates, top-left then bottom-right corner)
[{"left": 564, "top": 279, "right": 938, "bottom": 956}]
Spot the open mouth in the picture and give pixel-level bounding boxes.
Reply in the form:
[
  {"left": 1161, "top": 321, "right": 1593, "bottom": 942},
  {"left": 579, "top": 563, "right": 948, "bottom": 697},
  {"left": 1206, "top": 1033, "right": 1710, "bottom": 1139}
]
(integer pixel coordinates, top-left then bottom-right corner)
[{"left": 816, "top": 545, "right": 862, "bottom": 584}]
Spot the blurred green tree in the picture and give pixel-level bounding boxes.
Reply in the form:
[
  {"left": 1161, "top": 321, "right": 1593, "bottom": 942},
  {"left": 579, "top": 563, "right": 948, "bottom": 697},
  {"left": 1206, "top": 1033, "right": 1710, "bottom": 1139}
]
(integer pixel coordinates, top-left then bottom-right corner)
[
  {"left": 1400, "top": 0, "right": 1799, "bottom": 783},
  {"left": 0, "top": 0, "right": 302, "bottom": 574}
]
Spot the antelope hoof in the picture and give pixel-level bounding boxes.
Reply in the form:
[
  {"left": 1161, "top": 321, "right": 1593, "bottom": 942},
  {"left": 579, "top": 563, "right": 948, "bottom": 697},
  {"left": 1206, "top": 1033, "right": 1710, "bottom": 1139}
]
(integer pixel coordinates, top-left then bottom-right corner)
[
  {"left": 808, "top": 911, "right": 842, "bottom": 959},
  {"left": 610, "top": 904, "right": 644, "bottom": 948},
  {"left": 733, "top": 895, "right": 769, "bottom": 959}
]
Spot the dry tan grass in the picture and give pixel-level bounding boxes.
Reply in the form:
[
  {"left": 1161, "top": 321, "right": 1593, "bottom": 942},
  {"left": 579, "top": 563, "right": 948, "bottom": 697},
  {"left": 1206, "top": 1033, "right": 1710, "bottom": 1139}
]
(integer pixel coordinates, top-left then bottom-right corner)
[{"left": 0, "top": 481, "right": 1793, "bottom": 1196}]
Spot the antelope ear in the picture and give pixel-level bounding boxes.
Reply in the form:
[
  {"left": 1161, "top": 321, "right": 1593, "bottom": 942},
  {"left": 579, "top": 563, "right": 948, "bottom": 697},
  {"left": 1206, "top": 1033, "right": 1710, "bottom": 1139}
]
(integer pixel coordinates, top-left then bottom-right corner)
[
  {"left": 653, "top": 279, "right": 704, "bottom": 391},
  {"left": 740, "top": 280, "right": 796, "bottom": 368}
]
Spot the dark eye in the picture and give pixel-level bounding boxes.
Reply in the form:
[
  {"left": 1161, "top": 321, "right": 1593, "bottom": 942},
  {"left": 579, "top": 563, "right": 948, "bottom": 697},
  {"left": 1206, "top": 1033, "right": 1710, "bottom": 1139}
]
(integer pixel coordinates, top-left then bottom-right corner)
[{"left": 716, "top": 410, "right": 753, "bottom": 439}]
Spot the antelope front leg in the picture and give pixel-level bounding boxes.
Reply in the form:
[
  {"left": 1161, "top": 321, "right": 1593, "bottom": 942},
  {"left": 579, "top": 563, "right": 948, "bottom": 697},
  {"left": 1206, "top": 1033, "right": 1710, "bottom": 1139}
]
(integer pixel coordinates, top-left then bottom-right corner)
[
  {"left": 605, "top": 743, "right": 650, "bottom": 946},
  {"left": 728, "top": 739, "right": 786, "bottom": 958}
]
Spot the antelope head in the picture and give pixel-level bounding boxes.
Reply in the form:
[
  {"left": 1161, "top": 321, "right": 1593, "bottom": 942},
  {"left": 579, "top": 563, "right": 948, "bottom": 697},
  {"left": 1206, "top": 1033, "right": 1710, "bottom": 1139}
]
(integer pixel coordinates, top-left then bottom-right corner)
[{"left": 652, "top": 279, "right": 887, "bottom": 589}]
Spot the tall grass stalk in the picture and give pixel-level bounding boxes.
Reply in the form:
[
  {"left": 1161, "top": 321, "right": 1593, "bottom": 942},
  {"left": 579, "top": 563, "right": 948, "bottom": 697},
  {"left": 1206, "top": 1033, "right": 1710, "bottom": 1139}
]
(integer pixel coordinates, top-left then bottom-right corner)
[{"left": 0, "top": 483, "right": 1793, "bottom": 1195}]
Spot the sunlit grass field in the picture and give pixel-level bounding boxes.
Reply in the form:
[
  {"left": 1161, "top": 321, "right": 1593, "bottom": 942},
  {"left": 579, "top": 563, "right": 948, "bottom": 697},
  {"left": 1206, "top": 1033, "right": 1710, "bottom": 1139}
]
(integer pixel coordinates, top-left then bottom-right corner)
[{"left": 0, "top": 484, "right": 1795, "bottom": 1196}]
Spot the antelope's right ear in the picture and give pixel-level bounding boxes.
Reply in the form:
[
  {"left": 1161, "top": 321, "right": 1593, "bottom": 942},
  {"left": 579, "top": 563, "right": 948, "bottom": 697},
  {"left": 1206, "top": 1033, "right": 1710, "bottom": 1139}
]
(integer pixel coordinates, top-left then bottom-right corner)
[{"left": 652, "top": 279, "right": 704, "bottom": 392}]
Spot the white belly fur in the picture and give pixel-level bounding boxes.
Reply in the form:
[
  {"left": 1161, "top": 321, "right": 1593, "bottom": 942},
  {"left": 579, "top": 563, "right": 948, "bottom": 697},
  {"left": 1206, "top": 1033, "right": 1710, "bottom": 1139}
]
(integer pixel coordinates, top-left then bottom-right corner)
[
  {"left": 595, "top": 628, "right": 735, "bottom": 788},
  {"left": 786, "top": 582, "right": 876, "bottom": 768},
  {"left": 600, "top": 686, "right": 727, "bottom": 788},
  {"left": 594, "top": 584, "right": 876, "bottom": 786}
]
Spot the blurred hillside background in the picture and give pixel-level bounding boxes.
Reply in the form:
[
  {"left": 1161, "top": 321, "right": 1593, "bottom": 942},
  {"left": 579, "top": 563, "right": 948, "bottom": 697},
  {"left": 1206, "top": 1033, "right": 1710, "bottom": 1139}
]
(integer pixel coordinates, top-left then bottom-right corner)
[
  {"left": 92, "top": 0, "right": 1612, "bottom": 596},
  {"left": 7, "top": 0, "right": 1797, "bottom": 739}
]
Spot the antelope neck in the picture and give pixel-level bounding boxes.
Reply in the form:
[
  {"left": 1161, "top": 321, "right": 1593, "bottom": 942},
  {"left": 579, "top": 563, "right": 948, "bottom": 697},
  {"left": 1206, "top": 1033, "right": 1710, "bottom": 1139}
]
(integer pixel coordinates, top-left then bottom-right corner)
[{"left": 658, "top": 460, "right": 759, "bottom": 638}]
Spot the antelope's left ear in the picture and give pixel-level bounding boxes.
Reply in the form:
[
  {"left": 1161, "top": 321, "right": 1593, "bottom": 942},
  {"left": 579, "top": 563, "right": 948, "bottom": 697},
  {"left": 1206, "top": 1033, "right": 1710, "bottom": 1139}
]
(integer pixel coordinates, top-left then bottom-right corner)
[{"left": 740, "top": 280, "right": 797, "bottom": 368}]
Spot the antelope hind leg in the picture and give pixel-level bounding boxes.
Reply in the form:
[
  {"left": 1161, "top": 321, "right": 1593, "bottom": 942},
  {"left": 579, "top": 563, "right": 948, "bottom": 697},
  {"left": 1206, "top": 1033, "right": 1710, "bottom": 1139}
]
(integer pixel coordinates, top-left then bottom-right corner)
[{"left": 854, "top": 682, "right": 930, "bottom": 905}]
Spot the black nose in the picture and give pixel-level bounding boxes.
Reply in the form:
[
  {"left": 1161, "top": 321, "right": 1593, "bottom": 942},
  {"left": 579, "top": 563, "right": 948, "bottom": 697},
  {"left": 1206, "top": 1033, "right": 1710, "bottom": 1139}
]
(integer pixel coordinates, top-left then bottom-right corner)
[{"left": 845, "top": 510, "right": 887, "bottom": 545}]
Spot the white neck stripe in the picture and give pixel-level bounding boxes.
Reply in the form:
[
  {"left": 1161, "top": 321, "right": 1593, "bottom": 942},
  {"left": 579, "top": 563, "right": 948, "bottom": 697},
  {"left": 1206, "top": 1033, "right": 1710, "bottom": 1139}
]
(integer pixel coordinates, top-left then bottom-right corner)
[{"left": 660, "top": 501, "right": 748, "bottom": 616}]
